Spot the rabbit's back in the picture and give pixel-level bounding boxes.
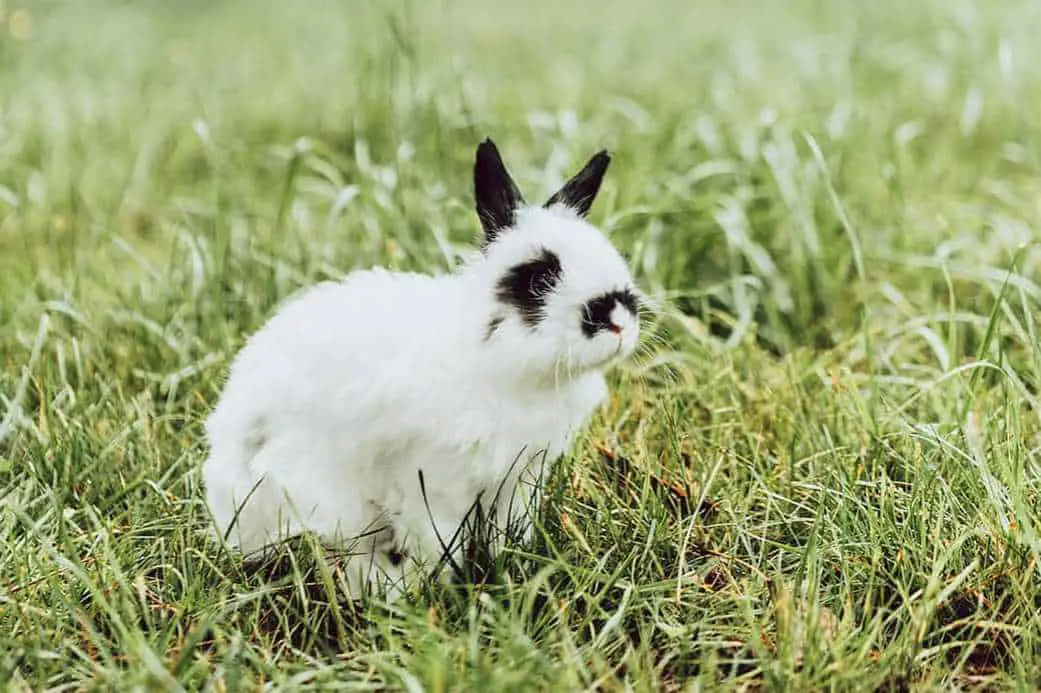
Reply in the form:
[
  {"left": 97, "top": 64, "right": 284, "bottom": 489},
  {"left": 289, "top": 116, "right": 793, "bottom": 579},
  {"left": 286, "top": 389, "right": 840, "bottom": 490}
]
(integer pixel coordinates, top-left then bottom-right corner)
[{"left": 211, "top": 270, "right": 462, "bottom": 425}]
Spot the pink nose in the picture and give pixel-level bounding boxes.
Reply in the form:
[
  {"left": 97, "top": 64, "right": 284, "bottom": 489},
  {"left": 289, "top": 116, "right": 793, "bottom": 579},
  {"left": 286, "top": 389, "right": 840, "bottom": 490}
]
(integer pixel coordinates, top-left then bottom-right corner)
[{"left": 607, "top": 323, "right": 622, "bottom": 334}]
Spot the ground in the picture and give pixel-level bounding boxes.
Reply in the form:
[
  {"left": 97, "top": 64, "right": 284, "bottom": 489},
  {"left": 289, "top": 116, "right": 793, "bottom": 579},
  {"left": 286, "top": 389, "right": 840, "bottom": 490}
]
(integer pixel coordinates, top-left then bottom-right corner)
[{"left": 2, "top": 0, "right": 1041, "bottom": 689}]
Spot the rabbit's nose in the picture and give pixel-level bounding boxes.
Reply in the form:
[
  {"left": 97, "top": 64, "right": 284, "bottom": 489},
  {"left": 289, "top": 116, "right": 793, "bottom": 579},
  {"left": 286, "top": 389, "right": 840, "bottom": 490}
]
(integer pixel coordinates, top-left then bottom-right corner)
[{"left": 607, "top": 323, "right": 623, "bottom": 334}]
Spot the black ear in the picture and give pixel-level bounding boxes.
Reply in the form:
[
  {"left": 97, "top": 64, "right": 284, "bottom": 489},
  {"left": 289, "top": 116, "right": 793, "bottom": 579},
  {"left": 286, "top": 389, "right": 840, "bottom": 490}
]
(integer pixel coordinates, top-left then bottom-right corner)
[
  {"left": 544, "top": 150, "right": 611, "bottom": 218},
  {"left": 474, "top": 138, "right": 525, "bottom": 244}
]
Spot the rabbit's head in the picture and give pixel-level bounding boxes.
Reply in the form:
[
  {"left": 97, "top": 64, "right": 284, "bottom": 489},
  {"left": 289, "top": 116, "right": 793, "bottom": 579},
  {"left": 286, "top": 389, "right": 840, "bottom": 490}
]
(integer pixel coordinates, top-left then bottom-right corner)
[{"left": 470, "top": 138, "right": 640, "bottom": 381}]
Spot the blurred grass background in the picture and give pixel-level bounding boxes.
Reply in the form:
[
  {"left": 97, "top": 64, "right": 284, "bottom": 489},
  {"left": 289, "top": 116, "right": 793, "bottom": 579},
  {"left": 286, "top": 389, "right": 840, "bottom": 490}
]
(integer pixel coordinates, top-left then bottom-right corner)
[{"left": 3, "top": 0, "right": 1041, "bottom": 689}]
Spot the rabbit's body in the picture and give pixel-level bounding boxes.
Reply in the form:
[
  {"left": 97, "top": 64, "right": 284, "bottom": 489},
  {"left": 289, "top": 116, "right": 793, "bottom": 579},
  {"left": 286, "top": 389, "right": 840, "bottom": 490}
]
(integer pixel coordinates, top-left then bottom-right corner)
[
  {"left": 203, "top": 140, "right": 639, "bottom": 599},
  {"left": 204, "top": 265, "right": 607, "bottom": 577}
]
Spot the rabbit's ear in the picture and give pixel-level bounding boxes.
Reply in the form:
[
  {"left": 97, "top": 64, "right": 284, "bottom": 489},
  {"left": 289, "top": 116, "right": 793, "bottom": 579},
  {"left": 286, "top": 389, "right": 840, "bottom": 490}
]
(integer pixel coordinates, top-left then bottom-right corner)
[
  {"left": 474, "top": 138, "right": 526, "bottom": 244},
  {"left": 544, "top": 150, "right": 611, "bottom": 218}
]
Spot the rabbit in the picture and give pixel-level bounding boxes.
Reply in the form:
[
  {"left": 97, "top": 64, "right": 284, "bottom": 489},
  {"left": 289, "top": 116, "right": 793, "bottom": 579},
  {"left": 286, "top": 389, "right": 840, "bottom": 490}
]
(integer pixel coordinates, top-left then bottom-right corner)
[{"left": 202, "top": 138, "right": 641, "bottom": 600}]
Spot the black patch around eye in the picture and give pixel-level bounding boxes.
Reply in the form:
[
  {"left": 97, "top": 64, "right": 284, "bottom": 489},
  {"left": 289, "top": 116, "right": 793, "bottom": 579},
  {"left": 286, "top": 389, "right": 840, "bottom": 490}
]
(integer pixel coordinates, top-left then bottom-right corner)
[
  {"left": 495, "top": 248, "right": 563, "bottom": 327},
  {"left": 581, "top": 289, "right": 639, "bottom": 337}
]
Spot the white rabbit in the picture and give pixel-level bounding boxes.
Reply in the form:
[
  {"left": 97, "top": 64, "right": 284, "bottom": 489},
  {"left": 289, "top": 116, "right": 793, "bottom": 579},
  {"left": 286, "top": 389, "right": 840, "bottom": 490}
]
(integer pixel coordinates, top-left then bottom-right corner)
[{"left": 202, "top": 138, "right": 640, "bottom": 600}]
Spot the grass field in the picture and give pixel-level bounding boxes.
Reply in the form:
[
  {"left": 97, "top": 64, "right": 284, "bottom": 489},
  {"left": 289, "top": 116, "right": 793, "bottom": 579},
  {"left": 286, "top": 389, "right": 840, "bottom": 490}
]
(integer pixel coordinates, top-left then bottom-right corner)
[{"left": 4, "top": 0, "right": 1041, "bottom": 689}]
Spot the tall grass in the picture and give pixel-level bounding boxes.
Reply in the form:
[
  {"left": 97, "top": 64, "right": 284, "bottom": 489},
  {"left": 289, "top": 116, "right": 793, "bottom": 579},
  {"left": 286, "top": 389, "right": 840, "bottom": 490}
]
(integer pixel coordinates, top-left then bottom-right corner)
[{"left": 3, "top": 0, "right": 1041, "bottom": 688}]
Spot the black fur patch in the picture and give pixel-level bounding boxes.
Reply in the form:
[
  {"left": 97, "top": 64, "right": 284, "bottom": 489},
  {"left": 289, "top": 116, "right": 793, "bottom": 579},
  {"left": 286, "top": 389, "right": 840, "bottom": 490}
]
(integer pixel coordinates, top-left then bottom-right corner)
[
  {"left": 581, "top": 289, "right": 638, "bottom": 337},
  {"left": 495, "top": 248, "right": 563, "bottom": 327}
]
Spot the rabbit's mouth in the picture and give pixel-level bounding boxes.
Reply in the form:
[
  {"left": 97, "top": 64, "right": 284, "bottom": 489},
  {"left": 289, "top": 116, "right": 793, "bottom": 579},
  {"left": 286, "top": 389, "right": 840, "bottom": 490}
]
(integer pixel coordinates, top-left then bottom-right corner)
[{"left": 587, "top": 340, "right": 636, "bottom": 371}]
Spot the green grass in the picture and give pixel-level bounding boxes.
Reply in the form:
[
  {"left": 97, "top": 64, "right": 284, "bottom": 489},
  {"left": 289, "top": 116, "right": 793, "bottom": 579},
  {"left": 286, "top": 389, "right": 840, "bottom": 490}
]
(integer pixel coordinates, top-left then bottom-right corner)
[{"left": 3, "top": 0, "right": 1041, "bottom": 688}]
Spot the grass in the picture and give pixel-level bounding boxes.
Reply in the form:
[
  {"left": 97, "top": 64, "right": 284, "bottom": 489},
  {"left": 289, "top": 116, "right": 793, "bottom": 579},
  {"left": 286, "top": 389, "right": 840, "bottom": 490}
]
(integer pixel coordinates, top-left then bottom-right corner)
[{"left": 3, "top": 0, "right": 1041, "bottom": 688}]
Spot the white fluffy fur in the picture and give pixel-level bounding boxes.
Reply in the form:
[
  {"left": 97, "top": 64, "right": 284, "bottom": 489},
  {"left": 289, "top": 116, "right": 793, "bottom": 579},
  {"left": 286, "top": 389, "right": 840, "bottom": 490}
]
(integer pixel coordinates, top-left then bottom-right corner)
[{"left": 202, "top": 205, "right": 639, "bottom": 599}]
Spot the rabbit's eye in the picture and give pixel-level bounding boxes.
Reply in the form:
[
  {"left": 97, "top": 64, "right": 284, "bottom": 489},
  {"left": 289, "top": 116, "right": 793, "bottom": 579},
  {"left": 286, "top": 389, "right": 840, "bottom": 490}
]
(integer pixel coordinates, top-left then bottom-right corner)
[{"left": 495, "top": 247, "right": 563, "bottom": 327}]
